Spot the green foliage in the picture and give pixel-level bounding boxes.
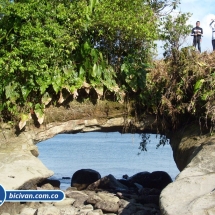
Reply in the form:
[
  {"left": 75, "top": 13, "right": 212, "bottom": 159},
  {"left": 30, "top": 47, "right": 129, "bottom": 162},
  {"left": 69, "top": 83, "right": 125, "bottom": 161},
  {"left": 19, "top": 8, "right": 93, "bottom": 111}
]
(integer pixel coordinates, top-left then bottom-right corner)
[
  {"left": 0, "top": 0, "right": 81, "bottom": 121},
  {"left": 142, "top": 51, "right": 215, "bottom": 131},
  {"left": 159, "top": 12, "right": 192, "bottom": 60},
  {"left": 146, "top": 0, "right": 181, "bottom": 15},
  {"left": 0, "top": 0, "right": 159, "bottom": 127},
  {"left": 138, "top": 133, "right": 169, "bottom": 153}
]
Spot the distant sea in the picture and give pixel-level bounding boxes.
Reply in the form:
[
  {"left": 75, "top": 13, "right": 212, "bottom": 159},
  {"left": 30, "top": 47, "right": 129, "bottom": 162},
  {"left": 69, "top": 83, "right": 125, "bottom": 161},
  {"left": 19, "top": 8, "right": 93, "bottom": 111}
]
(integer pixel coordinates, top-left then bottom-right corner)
[{"left": 37, "top": 132, "right": 180, "bottom": 190}]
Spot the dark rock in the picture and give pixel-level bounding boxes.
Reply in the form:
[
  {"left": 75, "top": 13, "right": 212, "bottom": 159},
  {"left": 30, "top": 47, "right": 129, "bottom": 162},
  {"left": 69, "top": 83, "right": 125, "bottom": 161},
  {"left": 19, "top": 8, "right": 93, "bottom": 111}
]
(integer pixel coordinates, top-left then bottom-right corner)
[
  {"left": 117, "top": 179, "right": 136, "bottom": 188},
  {"left": 127, "top": 171, "right": 151, "bottom": 187},
  {"left": 127, "top": 171, "right": 172, "bottom": 190},
  {"left": 118, "top": 204, "right": 138, "bottom": 215},
  {"left": 134, "top": 210, "right": 151, "bottom": 215},
  {"left": 139, "top": 188, "right": 161, "bottom": 196},
  {"left": 71, "top": 169, "right": 101, "bottom": 190},
  {"left": 87, "top": 174, "right": 128, "bottom": 191},
  {"left": 62, "top": 177, "right": 71, "bottom": 179},
  {"left": 122, "top": 174, "right": 129, "bottom": 179},
  {"left": 148, "top": 171, "right": 172, "bottom": 190},
  {"left": 37, "top": 179, "right": 60, "bottom": 189},
  {"left": 137, "top": 195, "right": 160, "bottom": 206}
]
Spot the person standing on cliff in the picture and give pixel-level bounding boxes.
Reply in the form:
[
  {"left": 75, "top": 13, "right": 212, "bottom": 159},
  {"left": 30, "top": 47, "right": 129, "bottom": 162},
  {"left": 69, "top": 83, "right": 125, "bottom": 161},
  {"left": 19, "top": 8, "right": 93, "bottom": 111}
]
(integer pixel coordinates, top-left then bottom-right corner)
[
  {"left": 191, "top": 21, "right": 203, "bottom": 53},
  {"left": 210, "top": 19, "right": 215, "bottom": 51}
]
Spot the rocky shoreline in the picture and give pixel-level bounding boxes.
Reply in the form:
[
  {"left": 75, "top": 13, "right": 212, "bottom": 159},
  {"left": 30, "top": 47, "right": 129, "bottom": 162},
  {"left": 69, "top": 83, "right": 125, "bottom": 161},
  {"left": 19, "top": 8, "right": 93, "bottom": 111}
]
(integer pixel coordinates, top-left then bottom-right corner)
[{"left": 0, "top": 170, "right": 173, "bottom": 215}]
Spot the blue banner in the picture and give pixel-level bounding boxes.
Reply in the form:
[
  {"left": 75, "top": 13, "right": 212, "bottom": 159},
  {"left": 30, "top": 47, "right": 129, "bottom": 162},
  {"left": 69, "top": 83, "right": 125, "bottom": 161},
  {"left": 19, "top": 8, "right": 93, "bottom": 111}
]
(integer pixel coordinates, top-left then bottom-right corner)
[{"left": 0, "top": 184, "right": 65, "bottom": 206}]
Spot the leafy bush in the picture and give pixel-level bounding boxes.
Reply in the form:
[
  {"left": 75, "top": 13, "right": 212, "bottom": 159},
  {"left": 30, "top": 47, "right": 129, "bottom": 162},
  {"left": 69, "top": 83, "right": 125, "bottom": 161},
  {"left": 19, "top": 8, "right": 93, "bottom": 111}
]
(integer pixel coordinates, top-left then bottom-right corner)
[
  {"left": 0, "top": 0, "right": 158, "bottom": 128},
  {"left": 142, "top": 50, "right": 215, "bottom": 131}
]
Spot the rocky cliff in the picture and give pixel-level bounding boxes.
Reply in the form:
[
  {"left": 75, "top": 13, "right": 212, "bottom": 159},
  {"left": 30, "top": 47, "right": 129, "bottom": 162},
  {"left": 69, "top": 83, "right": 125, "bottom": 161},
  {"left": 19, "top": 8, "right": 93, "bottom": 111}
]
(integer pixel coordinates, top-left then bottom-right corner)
[{"left": 0, "top": 100, "right": 214, "bottom": 214}]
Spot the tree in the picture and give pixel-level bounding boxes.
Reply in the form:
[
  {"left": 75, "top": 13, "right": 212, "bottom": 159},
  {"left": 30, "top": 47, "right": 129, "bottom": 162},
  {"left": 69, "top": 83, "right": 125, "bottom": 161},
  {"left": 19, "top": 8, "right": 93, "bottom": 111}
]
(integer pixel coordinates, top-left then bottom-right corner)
[
  {"left": 146, "top": 0, "right": 181, "bottom": 16},
  {"left": 0, "top": 0, "right": 160, "bottom": 127},
  {"left": 159, "top": 12, "right": 192, "bottom": 61}
]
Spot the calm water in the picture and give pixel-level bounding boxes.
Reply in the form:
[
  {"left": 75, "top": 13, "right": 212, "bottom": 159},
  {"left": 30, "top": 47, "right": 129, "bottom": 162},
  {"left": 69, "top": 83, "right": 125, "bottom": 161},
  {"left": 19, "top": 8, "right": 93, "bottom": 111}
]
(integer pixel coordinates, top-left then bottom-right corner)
[{"left": 37, "top": 132, "right": 180, "bottom": 190}]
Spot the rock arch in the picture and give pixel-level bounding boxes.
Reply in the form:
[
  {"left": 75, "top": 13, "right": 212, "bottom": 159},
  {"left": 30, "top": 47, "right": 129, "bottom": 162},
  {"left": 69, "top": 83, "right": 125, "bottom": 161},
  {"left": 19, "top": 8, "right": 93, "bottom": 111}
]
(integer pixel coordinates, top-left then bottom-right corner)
[{"left": 0, "top": 100, "right": 214, "bottom": 214}]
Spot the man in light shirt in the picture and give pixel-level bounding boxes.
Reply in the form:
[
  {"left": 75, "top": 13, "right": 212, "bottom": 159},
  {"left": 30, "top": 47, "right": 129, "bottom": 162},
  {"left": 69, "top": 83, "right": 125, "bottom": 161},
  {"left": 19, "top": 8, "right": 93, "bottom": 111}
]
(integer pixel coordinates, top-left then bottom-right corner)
[{"left": 191, "top": 21, "right": 203, "bottom": 53}]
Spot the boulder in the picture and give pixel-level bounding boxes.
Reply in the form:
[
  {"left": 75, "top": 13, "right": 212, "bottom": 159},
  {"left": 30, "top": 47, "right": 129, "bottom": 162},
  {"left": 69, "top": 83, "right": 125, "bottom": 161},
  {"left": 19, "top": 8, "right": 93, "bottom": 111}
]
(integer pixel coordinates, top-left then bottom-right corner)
[
  {"left": 94, "top": 200, "right": 119, "bottom": 213},
  {"left": 39, "top": 183, "right": 54, "bottom": 190},
  {"left": 117, "top": 179, "right": 136, "bottom": 188},
  {"left": 53, "top": 198, "right": 75, "bottom": 206},
  {"left": 88, "top": 174, "right": 128, "bottom": 191},
  {"left": 160, "top": 143, "right": 215, "bottom": 215},
  {"left": 71, "top": 169, "right": 101, "bottom": 190},
  {"left": 0, "top": 130, "right": 53, "bottom": 190},
  {"left": 87, "top": 209, "right": 103, "bottom": 215},
  {"left": 37, "top": 179, "right": 60, "bottom": 189},
  {"left": 147, "top": 171, "right": 172, "bottom": 190},
  {"left": 64, "top": 190, "right": 89, "bottom": 208},
  {"left": 126, "top": 172, "right": 150, "bottom": 187},
  {"left": 0, "top": 152, "right": 53, "bottom": 190},
  {"left": 137, "top": 195, "right": 160, "bottom": 206},
  {"left": 127, "top": 171, "right": 172, "bottom": 190}
]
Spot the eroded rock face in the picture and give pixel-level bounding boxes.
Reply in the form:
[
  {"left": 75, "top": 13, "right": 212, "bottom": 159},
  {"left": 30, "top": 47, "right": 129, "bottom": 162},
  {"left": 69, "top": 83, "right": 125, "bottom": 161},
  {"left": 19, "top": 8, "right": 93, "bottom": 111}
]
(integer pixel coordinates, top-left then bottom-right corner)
[
  {"left": 160, "top": 124, "right": 215, "bottom": 215},
  {"left": 1, "top": 101, "right": 215, "bottom": 215},
  {"left": 0, "top": 131, "right": 53, "bottom": 190}
]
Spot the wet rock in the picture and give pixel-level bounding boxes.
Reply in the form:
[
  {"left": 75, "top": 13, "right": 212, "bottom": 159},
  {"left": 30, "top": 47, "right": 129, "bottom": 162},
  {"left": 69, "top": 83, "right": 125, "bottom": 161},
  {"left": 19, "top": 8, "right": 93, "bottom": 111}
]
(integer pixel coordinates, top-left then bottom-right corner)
[
  {"left": 127, "top": 171, "right": 172, "bottom": 190},
  {"left": 148, "top": 171, "right": 172, "bottom": 190},
  {"left": 137, "top": 195, "right": 160, "bottom": 206},
  {"left": 87, "top": 174, "right": 128, "bottom": 191},
  {"left": 134, "top": 210, "right": 151, "bottom": 215},
  {"left": 139, "top": 188, "right": 161, "bottom": 196},
  {"left": 118, "top": 204, "right": 137, "bottom": 215},
  {"left": 71, "top": 169, "right": 101, "bottom": 190},
  {"left": 127, "top": 171, "right": 150, "bottom": 185},
  {"left": 37, "top": 179, "right": 60, "bottom": 189},
  {"left": 117, "top": 179, "right": 136, "bottom": 188},
  {"left": 62, "top": 177, "right": 71, "bottom": 179}
]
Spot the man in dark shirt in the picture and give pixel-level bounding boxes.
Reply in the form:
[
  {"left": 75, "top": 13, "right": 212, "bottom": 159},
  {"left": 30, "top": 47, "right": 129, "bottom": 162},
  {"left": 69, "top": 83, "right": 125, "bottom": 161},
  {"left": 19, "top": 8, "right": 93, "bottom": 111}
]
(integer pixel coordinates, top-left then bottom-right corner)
[{"left": 191, "top": 21, "right": 203, "bottom": 52}]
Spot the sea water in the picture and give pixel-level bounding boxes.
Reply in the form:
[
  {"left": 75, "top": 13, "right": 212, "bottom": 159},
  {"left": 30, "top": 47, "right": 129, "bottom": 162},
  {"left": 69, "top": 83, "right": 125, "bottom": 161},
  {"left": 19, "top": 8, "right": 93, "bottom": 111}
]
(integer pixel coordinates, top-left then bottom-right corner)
[{"left": 37, "top": 132, "right": 180, "bottom": 190}]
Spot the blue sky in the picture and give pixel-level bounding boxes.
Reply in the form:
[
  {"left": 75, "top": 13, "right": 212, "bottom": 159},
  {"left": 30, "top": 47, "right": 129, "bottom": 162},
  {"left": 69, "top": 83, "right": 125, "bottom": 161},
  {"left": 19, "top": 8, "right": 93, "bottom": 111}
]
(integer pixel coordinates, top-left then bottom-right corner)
[{"left": 157, "top": 0, "right": 215, "bottom": 57}]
